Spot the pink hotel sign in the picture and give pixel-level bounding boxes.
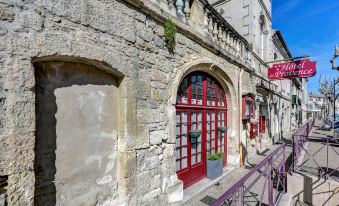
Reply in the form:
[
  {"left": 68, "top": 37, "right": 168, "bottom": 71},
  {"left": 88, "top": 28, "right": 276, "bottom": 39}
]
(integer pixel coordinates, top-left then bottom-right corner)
[{"left": 268, "top": 59, "right": 317, "bottom": 80}]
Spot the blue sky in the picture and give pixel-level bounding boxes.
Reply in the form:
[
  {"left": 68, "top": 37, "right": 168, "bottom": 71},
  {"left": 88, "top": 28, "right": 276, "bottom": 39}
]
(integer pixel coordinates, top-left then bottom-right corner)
[{"left": 272, "top": 0, "right": 339, "bottom": 94}]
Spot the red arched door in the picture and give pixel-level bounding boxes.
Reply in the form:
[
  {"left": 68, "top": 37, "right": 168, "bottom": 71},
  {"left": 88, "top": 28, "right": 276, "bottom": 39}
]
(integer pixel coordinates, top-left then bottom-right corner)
[{"left": 176, "top": 72, "right": 228, "bottom": 188}]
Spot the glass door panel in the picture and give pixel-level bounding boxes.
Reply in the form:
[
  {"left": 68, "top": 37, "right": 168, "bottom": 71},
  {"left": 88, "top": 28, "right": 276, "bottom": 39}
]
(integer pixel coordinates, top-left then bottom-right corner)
[
  {"left": 190, "top": 112, "right": 202, "bottom": 165},
  {"left": 176, "top": 111, "right": 188, "bottom": 171}
]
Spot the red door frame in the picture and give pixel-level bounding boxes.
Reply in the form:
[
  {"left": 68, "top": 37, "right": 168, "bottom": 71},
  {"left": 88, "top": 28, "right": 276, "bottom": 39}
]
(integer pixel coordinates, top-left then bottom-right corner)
[{"left": 175, "top": 72, "right": 228, "bottom": 188}]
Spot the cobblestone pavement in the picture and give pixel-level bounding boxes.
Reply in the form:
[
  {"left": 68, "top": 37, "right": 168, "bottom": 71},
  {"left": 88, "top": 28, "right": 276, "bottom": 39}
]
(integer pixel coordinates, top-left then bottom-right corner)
[
  {"left": 184, "top": 132, "right": 294, "bottom": 206},
  {"left": 297, "top": 122, "right": 339, "bottom": 183}
]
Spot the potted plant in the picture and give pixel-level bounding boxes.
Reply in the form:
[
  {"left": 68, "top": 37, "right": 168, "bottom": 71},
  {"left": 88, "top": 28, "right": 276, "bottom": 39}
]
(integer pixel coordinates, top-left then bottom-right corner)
[
  {"left": 189, "top": 129, "right": 201, "bottom": 147},
  {"left": 206, "top": 152, "right": 223, "bottom": 180}
]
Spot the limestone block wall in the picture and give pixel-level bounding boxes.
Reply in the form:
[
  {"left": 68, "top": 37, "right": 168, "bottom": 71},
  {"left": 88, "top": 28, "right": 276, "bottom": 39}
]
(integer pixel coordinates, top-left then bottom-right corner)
[
  {"left": 214, "top": 0, "right": 274, "bottom": 62},
  {"left": 0, "top": 0, "right": 242, "bottom": 205},
  {"left": 212, "top": 0, "right": 251, "bottom": 37}
]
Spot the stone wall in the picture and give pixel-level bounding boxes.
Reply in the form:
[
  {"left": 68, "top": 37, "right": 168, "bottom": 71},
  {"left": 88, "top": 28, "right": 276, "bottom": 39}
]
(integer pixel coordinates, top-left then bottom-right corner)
[{"left": 0, "top": 0, "right": 242, "bottom": 205}]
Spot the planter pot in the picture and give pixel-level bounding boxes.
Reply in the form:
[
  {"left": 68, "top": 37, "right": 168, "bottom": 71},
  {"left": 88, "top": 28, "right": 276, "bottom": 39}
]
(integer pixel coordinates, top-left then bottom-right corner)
[
  {"left": 189, "top": 130, "right": 201, "bottom": 139},
  {"left": 218, "top": 126, "right": 228, "bottom": 133},
  {"left": 206, "top": 158, "right": 223, "bottom": 180},
  {"left": 189, "top": 130, "right": 201, "bottom": 147}
]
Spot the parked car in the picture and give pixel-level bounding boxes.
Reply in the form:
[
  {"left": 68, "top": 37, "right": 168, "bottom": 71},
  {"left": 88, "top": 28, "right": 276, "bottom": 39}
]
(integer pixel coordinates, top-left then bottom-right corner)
[
  {"left": 323, "top": 120, "right": 339, "bottom": 130},
  {"left": 330, "top": 121, "right": 339, "bottom": 129},
  {"left": 324, "top": 117, "right": 333, "bottom": 125},
  {"left": 323, "top": 124, "right": 332, "bottom": 130}
]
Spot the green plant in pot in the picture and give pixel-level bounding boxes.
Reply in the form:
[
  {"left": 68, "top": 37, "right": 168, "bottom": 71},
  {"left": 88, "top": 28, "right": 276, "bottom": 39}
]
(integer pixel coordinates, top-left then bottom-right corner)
[{"left": 206, "top": 152, "right": 223, "bottom": 180}]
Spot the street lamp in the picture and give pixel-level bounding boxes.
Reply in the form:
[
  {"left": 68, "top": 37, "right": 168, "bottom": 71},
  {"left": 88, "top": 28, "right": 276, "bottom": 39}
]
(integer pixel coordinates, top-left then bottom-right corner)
[
  {"left": 330, "top": 45, "right": 339, "bottom": 139},
  {"left": 332, "top": 78, "right": 339, "bottom": 141},
  {"left": 330, "top": 45, "right": 339, "bottom": 70}
]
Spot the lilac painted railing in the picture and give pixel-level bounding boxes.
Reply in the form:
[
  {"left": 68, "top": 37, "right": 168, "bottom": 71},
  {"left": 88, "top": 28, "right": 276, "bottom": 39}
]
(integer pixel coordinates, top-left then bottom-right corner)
[
  {"left": 291, "top": 119, "right": 315, "bottom": 172},
  {"left": 212, "top": 144, "right": 287, "bottom": 206}
]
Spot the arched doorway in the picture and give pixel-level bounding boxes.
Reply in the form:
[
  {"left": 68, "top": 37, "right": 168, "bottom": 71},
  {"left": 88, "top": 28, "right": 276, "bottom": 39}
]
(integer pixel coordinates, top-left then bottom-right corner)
[
  {"left": 33, "top": 58, "right": 123, "bottom": 205},
  {"left": 175, "top": 71, "right": 228, "bottom": 188}
]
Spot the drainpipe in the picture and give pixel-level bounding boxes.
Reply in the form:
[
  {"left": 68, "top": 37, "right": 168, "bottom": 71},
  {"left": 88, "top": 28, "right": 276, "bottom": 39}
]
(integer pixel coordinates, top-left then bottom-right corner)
[{"left": 238, "top": 68, "right": 244, "bottom": 167}]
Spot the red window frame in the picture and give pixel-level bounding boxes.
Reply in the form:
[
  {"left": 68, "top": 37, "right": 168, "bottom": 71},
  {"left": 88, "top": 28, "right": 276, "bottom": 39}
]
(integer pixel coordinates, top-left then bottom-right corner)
[
  {"left": 242, "top": 95, "right": 255, "bottom": 120},
  {"left": 176, "top": 72, "right": 228, "bottom": 188},
  {"left": 250, "top": 121, "right": 258, "bottom": 139},
  {"left": 259, "top": 116, "right": 266, "bottom": 133}
]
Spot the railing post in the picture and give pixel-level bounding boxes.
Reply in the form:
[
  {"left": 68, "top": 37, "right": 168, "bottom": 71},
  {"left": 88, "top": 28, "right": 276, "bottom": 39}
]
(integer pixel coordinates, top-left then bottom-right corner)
[
  {"left": 283, "top": 144, "right": 287, "bottom": 192},
  {"left": 208, "top": 16, "right": 213, "bottom": 34},
  {"left": 175, "top": 0, "right": 184, "bottom": 16},
  {"left": 184, "top": 0, "right": 191, "bottom": 22},
  {"left": 283, "top": 144, "right": 286, "bottom": 168},
  {"left": 292, "top": 134, "right": 295, "bottom": 172},
  {"left": 268, "top": 157, "right": 273, "bottom": 206},
  {"left": 327, "top": 136, "right": 329, "bottom": 177},
  {"left": 203, "top": 11, "right": 208, "bottom": 32}
]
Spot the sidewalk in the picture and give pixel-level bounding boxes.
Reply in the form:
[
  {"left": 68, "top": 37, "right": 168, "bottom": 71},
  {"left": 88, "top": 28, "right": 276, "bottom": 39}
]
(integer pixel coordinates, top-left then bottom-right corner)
[{"left": 183, "top": 132, "right": 294, "bottom": 206}]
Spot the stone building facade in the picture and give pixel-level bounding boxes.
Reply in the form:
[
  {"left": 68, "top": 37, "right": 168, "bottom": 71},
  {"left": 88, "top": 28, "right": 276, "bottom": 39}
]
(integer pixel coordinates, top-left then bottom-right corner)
[
  {"left": 271, "top": 30, "right": 292, "bottom": 138},
  {"left": 0, "top": 0, "right": 299, "bottom": 205},
  {"left": 211, "top": 0, "right": 298, "bottom": 157}
]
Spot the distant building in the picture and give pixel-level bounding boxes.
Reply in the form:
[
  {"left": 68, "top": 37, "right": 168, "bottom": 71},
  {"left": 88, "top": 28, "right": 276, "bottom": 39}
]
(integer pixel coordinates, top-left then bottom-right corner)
[{"left": 307, "top": 92, "right": 327, "bottom": 119}]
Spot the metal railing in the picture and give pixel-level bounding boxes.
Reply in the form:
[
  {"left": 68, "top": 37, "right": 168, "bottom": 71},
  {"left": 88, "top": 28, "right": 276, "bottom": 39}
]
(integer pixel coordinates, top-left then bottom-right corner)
[
  {"left": 291, "top": 119, "right": 315, "bottom": 172},
  {"left": 212, "top": 120, "right": 316, "bottom": 206},
  {"left": 212, "top": 144, "right": 287, "bottom": 206},
  {"left": 292, "top": 119, "right": 339, "bottom": 182}
]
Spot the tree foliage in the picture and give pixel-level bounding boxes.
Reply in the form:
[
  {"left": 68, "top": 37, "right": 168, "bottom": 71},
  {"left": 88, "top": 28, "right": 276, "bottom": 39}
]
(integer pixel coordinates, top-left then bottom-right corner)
[
  {"left": 318, "top": 75, "right": 339, "bottom": 116},
  {"left": 318, "top": 75, "right": 334, "bottom": 99}
]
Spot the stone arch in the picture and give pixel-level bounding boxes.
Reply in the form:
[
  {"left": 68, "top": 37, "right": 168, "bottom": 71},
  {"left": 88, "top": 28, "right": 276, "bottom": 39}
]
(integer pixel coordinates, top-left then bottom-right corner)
[
  {"left": 33, "top": 56, "right": 124, "bottom": 205},
  {"left": 169, "top": 59, "right": 238, "bottom": 132},
  {"left": 32, "top": 55, "right": 124, "bottom": 83},
  {"left": 259, "top": 13, "right": 267, "bottom": 59},
  {"left": 167, "top": 58, "right": 240, "bottom": 178}
]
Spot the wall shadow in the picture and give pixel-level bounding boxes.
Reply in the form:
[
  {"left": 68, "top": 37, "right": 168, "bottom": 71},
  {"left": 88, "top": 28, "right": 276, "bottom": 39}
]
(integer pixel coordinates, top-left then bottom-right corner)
[{"left": 34, "top": 61, "right": 118, "bottom": 205}]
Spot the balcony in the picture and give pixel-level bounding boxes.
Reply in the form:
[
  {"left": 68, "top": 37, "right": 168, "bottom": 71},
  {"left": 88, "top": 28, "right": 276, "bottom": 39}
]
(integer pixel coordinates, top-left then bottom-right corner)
[{"left": 139, "top": 0, "right": 253, "bottom": 66}]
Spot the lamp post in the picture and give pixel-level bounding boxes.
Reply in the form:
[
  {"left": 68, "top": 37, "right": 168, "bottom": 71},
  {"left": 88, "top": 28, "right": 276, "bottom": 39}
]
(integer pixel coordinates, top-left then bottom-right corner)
[
  {"left": 332, "top": 78, "right": 338, "bottom": 135},
  {"left": 330, "top": 45, "right": 339, "bottom": 138},
  {"left": 330, "top": 45, "right": 339, "bottom": 71}
]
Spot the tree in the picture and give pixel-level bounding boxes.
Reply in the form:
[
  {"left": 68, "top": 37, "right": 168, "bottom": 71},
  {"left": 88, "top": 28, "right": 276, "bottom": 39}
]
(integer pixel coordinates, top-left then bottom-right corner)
[{"left": 318, "top": 75, "right": 339, "bottom": 117}]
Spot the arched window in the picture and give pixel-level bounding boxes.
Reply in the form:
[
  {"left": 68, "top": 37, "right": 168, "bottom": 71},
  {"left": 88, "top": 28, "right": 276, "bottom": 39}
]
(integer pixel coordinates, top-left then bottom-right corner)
[
  {"left": 175, "top": 71, "right": 228, "bottom": 188},
  {"left": 259, "top": 14, "right": 266, "bottom": 59}
]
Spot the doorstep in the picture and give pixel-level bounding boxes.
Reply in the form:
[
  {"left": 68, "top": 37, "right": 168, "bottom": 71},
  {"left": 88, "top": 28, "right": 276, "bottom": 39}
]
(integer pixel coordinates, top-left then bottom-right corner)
[{"left": 182, "top": 165, "right": 236, "bottom": 204}]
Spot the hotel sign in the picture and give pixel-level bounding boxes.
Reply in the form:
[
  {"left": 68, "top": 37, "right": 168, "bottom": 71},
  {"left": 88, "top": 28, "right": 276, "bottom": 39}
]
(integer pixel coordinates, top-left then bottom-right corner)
[{"left": 268, "top": 59, "right": 317, "bottom": 80}]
